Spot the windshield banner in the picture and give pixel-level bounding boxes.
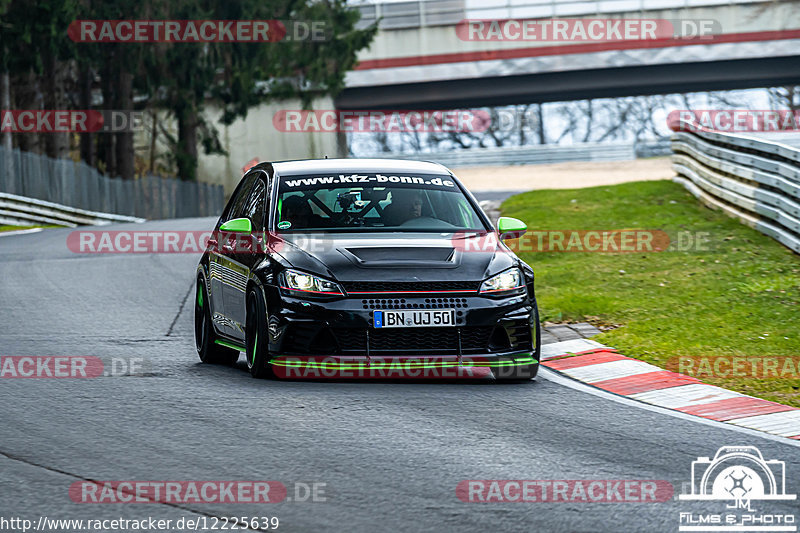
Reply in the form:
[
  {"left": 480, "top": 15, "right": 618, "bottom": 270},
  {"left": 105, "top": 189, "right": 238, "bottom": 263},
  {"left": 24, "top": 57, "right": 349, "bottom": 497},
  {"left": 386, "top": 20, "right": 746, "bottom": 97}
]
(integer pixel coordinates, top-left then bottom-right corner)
[{"left": 280, "top": 174, "right": 458, "bottom": 191}]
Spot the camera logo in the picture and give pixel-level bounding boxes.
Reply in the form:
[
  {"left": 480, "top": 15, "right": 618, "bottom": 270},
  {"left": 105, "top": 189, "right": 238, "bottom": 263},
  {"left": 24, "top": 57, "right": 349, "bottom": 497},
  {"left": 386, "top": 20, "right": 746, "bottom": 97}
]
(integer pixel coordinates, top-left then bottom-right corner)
[
  {"left": 680, "top": 446, "right": 795, "bottom": 504},
  {"left": 678, "top": 446, "right": 796, "bottom": 532}
]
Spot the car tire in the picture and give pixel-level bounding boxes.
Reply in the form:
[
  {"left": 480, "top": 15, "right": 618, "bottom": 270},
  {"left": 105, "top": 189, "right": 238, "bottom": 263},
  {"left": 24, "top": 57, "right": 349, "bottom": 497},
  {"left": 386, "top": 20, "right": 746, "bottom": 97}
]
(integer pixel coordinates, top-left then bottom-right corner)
[
  {"left": 527, "top": 298, "right": 542, "bottom": 379},
  {"left": 195, "top": 276, "right": 239, "bottom": 365},
  {"left": 246, "top": 287, "right": 274, "bottom": 379}
]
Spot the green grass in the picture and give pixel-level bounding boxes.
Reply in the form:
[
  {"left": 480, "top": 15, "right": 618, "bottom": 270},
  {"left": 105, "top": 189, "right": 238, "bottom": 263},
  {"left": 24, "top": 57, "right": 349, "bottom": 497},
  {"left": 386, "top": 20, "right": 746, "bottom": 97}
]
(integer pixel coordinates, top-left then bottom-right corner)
[
  {"left": 502, "top": 180, "right": 800, "bottom": 407},
  {"left": 0, "top": 224, "right": 57, "bottom": 232}
]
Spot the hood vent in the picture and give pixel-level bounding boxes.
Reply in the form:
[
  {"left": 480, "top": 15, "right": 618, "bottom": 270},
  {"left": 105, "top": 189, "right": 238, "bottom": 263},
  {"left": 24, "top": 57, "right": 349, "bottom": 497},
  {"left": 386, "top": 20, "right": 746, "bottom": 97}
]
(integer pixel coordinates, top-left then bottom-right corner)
[{"left": 342, "top": 246, "right": 456, "bottom": 268}]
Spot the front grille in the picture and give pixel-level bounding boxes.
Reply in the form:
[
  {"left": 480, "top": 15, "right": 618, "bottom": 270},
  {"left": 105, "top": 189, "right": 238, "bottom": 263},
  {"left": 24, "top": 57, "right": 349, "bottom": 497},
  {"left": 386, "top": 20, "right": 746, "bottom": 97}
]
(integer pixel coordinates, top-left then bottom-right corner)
[
  {"left": 280, "top": 320, "right": 532, "bottom": 356},
  {"left": 333, "top": 326, "right": 494, "bottom": 355},
  {"left": 342, "top": 281, "right": 480, "bottom": 294},
  {"left": 360, "top": 297, "right": 468, "bottom": 310}
]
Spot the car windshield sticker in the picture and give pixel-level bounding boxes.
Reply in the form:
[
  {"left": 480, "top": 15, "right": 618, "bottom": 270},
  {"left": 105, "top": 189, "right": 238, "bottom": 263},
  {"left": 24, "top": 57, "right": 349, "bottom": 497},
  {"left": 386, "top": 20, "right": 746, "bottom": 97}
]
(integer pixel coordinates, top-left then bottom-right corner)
[
  {"left": 281, "top": 174, "right": 457, "bottom": 191},
  {"left": 277, "top": 221, "right": 292, "bottom": 229}
]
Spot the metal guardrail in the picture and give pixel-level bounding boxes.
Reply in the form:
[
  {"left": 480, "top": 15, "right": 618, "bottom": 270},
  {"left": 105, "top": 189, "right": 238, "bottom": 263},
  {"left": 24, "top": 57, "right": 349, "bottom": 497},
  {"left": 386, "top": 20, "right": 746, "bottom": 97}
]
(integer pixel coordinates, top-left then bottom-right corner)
[
  {"left": 359, "top": 141, "right": 641, "bottom": 167},
  {"left": 635, "top": 138, "right": 672, "bottom": 158},
  {"left": 352, "top": 0, "right": 772, "bottom": 29},
  {"left": 0, "top": 146, "right": 225, "bottom": 221},
  {"left": 0, "top": 192, "right": 145, "bottom": 227},
  {"left": 669, "top": 118, "right": 800, "bottom": 254}
]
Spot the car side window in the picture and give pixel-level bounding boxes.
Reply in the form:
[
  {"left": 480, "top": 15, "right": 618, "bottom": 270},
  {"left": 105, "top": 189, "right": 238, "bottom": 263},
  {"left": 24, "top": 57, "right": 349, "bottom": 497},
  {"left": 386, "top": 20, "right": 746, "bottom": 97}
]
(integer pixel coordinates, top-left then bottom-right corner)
[
  {"left": 223, "top": 174, "right": 258, "bottom": 224},
  {"left": 243, "top": 178, "right": 267, "bottom": 231}
]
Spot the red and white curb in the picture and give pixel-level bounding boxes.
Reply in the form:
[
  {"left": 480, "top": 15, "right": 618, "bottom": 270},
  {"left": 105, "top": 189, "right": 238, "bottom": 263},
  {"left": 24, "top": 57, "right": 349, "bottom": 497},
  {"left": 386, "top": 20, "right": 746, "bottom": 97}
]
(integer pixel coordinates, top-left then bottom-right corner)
[{"left": 540, "top": 339, "right": 800, "bottom": 441}]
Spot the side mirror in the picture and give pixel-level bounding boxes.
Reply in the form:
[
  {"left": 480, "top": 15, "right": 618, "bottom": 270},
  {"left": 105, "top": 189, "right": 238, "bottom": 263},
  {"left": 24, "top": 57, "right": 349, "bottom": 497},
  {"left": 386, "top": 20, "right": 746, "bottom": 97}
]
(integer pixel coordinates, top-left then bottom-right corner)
[
  {"left": 497, "top": 216, "right": 527, "bottom": 240},
  {"left": 219, "top": 217, "right": 253, "bottom": 233}
]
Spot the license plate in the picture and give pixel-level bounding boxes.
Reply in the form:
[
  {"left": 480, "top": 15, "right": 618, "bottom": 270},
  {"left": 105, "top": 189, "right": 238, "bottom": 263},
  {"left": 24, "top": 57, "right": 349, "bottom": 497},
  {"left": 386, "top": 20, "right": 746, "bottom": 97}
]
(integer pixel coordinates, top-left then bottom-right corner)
[{"left": 373, "top": 309, "right": 455, "bottom": 328}]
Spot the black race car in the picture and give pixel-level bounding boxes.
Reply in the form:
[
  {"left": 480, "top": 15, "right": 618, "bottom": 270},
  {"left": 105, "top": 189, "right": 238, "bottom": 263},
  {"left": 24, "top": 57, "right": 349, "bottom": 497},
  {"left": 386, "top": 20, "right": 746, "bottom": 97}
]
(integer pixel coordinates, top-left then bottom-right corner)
[{"left": 194, "top": 159, "right": 540, "bottom": 380}]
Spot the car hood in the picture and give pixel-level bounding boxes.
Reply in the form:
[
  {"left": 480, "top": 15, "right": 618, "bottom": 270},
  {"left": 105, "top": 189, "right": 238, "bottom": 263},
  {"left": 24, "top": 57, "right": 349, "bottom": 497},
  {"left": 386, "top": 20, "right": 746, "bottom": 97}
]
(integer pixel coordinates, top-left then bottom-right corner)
[{"left": 273, "top": 232, "right": 516, "bottom": 283}]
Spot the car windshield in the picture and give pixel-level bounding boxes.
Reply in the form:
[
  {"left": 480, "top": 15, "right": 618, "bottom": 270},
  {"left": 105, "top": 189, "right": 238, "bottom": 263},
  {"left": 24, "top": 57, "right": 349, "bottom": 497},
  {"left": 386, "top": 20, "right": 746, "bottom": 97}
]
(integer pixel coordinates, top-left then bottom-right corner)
[{"left": 275, "top": 173, "right": 487, "bottom": 232}]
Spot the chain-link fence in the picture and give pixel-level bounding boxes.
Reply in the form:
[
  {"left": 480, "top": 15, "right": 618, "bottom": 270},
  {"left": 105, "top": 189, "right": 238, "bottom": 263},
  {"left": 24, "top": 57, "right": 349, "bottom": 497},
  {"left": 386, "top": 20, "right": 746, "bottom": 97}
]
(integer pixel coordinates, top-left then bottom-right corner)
[{"left": 0, "top": 147, "right": 224, "bottom": 220}]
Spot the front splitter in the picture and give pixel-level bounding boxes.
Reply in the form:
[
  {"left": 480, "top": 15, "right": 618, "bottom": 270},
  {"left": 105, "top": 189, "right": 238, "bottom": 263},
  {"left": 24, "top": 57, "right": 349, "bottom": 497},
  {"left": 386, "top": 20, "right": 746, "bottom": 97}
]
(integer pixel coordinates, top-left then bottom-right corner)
[{"left": 269, "top": 353, "right": 535, "bottom": 380}]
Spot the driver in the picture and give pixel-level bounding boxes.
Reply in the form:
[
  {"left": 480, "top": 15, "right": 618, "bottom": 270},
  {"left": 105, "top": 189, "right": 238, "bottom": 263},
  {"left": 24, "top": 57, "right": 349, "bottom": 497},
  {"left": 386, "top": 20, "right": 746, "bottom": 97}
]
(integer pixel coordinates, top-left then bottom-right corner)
[
  {"left": 383, "top": 189, "right": 423, "bottom": 226},
  {"left": 280, "top": 195, "right": 314, "bottom": 229}
]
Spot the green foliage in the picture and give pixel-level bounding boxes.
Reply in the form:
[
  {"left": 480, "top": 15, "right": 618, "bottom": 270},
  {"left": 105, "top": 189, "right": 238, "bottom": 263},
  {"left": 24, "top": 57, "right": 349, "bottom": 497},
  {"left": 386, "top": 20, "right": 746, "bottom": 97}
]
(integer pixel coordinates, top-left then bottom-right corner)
[
  {"left": 502, "top": 180, "right": 800, "bottom": 406},
  {"left": 142, "top": 0, "right": 377, "bottom": 180},
  {"left": 1, "top": 0, "right": 77, "bottom": 72},
  {"left": 2, "top": 0, "right": 377, "bottom": 180}
]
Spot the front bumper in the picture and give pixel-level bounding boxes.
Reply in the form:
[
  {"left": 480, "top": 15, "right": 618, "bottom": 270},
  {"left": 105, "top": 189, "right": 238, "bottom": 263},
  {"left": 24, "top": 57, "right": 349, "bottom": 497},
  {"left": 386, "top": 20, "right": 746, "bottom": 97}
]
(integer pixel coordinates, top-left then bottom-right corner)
[{"left": 265, "top": 289, "right": 538, "bottom": 364}]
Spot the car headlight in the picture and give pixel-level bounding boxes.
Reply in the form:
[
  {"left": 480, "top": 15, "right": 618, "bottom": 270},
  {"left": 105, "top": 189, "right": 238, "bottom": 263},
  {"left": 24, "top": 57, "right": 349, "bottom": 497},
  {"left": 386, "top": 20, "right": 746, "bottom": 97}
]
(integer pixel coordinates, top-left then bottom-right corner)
[
  {"left": 281, "top": 269, "right": 343, "bottom": 295},
  {"left": 480, "top": 268, "right": 524, "bottom": 294}
]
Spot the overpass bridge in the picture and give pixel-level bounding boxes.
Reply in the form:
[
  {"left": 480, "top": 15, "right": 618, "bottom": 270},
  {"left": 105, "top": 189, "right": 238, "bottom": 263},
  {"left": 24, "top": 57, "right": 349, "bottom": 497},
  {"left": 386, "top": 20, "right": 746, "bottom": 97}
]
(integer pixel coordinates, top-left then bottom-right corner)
[
  {"left": 195, "top": 0, "right": 800, "bottom": 192},
  {"left": 338, "top": 0, "right": 800, "bottom": 109}
]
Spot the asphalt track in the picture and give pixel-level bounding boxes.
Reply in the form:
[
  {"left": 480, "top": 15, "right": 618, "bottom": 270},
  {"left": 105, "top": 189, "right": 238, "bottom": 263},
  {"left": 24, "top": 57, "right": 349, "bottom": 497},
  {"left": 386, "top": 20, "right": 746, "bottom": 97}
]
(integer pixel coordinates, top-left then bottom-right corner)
[{"left": 1, "top": 217, "right": 799, "bottom": 533}]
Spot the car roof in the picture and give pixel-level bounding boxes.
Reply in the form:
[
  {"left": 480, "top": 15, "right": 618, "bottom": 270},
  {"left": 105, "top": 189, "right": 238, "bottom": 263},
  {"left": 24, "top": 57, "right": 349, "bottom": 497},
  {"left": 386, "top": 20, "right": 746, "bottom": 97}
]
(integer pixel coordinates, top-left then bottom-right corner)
[{"left": 270, "top": 158, "right": 453, "bottom": 177}]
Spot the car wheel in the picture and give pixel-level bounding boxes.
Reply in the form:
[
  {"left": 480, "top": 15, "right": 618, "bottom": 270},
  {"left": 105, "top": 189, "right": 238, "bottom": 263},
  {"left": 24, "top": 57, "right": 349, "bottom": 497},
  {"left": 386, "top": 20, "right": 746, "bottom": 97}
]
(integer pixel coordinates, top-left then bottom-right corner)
[
  {"left": 246, "top": 287, "right": 273, "bottom": 379},
  {"left": 195, "top": 276, "right": 239, "bottom": 365}
]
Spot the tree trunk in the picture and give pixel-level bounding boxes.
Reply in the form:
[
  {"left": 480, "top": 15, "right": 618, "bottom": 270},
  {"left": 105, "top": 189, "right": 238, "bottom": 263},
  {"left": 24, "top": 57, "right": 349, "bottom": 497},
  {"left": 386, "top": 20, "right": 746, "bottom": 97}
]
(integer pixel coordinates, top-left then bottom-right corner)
[
  {"left": 42, "top": 52, "right": 69, "bottom": 159},
  {"left": 15, "top": 70, "right": 43, "bottom": 155},
  {"left": 98, "top": 52, "right": 116, "bottom": 176},
  {"left": 176, "top": 105, "right": 199, "bottom": 181},
  {"left": 1, "top": 71, "right": 11, "bottom": 152},
  {"left": 536, "top": 104, "right": 546, "bottom": 144},
  {"left": 115, "top": 68, "right": 134, "bottom": 179},
  {"left": 518, "top": 105, "right": 528, "bottom": 146},
  {"left": 1, "top": 70, "right": 13, "bottom": 185},
  {"left": 78, "top": 64, "right": 95, "bottom": 167},
  {"left": 582, "top": 100, "right": 593, "bottom": 142},
  {"left": 336, "top": 129, "right": 348, "bottom": 158},
  {"left": 148, "top": 111, "right": 158, "bottom": 174}
]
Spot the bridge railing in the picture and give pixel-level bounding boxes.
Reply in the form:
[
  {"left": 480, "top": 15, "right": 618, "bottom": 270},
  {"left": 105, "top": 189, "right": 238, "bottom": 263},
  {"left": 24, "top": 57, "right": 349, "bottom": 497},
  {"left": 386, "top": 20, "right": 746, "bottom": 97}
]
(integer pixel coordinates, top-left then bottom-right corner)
[
  {"left": 358, "top": 140, "right": 645, "bottom": 167},
  {"left": 669, "top": 118, "right": 800, "bottom": 254},
  {"left": 353, "top": 0, "right": 771, "bottom": 30},
  {"left": 354, "top": 0, "right": 463, "bottom": 29}
]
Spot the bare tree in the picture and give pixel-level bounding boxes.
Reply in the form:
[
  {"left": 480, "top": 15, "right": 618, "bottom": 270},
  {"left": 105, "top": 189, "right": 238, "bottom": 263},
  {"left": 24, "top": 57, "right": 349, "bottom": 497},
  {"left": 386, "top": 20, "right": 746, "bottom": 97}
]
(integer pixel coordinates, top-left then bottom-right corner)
[{"left": 767, "top": 86, "right": 800, "bottom": 112}]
